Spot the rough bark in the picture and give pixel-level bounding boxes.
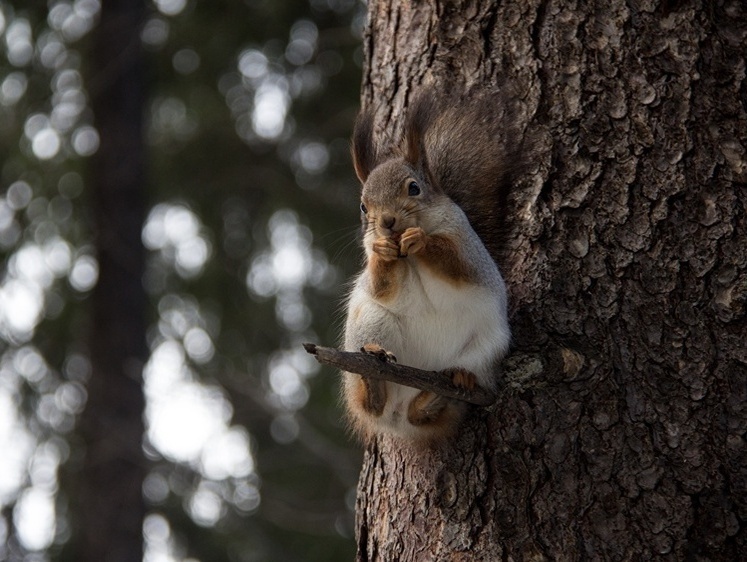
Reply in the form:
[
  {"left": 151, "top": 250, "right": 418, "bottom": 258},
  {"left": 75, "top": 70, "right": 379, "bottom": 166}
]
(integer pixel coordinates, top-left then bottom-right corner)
[
  {"left": 68, "top": 1, "right": 148, "bottom": 560},
  {"left": 354, "top": 1, "right": 746, "bottom": 560}
]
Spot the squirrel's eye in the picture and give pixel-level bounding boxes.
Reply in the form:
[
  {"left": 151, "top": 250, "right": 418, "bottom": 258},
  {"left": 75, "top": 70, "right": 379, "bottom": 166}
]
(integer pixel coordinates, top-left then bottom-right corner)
[
  {"left": 360, "top": 202, "right": 368, "bottom": 214},
  {"left": 408, "top": 181, "right": 420, "bottom": 196}
]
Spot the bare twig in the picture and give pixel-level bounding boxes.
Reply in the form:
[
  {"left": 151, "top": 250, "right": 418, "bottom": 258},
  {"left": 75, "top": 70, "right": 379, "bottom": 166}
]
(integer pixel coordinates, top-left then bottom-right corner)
[{"left": 303, "top": 343, "right": 496, "bottom": 407}]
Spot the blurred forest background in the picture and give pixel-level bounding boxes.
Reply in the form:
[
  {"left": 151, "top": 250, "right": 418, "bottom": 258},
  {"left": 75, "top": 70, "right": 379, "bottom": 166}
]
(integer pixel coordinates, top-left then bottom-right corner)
[{"left": 0, "top": 0, "right": 364, "bottom": 560}]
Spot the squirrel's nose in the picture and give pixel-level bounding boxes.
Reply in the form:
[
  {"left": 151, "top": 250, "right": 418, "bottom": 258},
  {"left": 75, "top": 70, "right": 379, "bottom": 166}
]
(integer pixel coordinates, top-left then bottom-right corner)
[{"left": 380, "top": 214, "right": 396, "bottom": 230}]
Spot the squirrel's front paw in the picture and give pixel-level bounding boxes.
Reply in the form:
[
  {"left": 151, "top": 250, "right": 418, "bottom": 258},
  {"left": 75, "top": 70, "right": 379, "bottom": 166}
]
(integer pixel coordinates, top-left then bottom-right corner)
[
  {"left": 446, "top": 367, "right": 477, "bottom": 391},
  {"left": 361, "top": 343, "right": 397, "bottom": 363},
  {"left": 373, "top": 237, "right": 400, "bottom": 261},
  {"left": 399, "top": 227, "right": 427, "bottom": 257}
]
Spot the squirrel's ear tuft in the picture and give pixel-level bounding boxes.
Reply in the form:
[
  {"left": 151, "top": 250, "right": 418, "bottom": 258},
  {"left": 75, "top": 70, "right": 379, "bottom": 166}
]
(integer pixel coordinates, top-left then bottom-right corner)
[
  {"left": 402, "top": 95, "right": 430, "bottom": 166},
  {"left": 401, "top": 115, "right": 421, "bottom": 166},
  {"left": 402, "top": 92, "right": 438, "bottom": 184},
  {"left": 351, "top": 111, "right": 376, "bottom": 184}
]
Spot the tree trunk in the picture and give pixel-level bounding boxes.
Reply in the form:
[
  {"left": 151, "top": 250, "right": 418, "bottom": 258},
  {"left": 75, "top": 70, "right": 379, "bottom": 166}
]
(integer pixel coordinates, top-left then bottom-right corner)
[
  {"left": 69, "top": 1, "right": 148, "bottom": 560},
  {"left": 354, "top": 1, "right": 746, "bottom": 560}
]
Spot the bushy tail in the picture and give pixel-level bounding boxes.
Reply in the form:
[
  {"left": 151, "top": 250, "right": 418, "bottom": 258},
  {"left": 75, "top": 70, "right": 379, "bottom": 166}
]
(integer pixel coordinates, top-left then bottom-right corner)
[{"left": 403, "top": 90, "right": 525, "bottom": 268}]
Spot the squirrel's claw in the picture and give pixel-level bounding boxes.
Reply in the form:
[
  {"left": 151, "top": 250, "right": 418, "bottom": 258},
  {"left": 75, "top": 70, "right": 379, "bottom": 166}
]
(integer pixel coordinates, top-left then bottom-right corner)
[
  {"left": 446, "top": 367, "right": 478, "bottom": 391},
  {"left": 361, "top": 343, "right": 397, "bottom": 363},
  {"left": 373, "top": 237, "right": 400, "bottom": 261},
  {"left": 399, "top": 227, "right": 427, "bottom": 257}
]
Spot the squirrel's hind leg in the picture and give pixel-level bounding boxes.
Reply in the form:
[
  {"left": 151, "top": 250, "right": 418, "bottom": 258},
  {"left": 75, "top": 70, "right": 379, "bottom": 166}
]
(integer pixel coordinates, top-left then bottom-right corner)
[
  {"left": 342, "top": 372, "right": 387, "bottom": 442},
  {"left": 407, "top": 390, "right": 468, "bottom": 441},
  {"left": 407, "top": 390, "right": 448, "bottom": 425},
  {"left": 350, "top": 343, "right": 394, "bottom": 416},
  {"left": 355, "top": 374, "right": 387, "bottom": 416}
]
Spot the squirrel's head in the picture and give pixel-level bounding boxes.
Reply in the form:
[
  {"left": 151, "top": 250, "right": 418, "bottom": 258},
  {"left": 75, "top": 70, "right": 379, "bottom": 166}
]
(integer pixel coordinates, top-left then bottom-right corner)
[
  {"left": 358, "top": 158, "right": 435, "bottom": 240},
  {"left": 351, "top": 98, "right": 450, "bottom": 243}
]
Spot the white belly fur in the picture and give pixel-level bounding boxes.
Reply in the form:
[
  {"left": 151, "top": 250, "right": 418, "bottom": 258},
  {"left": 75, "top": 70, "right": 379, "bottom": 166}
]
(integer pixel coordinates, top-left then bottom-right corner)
[
  {"left": 388, "top": 267, "right": 508, "bottom": 381},
  {"left": 345, "top": 261, "right": 509, "bottom": 436}
]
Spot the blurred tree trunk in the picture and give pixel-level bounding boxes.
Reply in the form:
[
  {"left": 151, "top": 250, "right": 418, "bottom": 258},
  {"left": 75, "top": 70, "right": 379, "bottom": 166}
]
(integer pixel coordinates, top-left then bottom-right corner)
[
  {"left": 355, "top": 1, "right": 746, "bottom": 560},
  {"left": 68, "top": 1, "right": 148, "bottom": 560}
]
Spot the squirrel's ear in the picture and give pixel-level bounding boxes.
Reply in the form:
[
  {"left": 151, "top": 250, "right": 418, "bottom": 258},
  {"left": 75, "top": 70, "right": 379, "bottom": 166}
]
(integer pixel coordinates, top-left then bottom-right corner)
[
  {"left": 402, "top": 96, "right": 429, "bottom": 166},
  {"left": 402, "top": 117, "right": 421, "bottom": 166},
  {"left": 351, "top": 111, "right": 376, "bottom": 184},
  {"left": 402, "top": 93, "right": 438, "bottom": 186},
  {"left": 400, "top": 91, "right": 439, "bottom": 189}
]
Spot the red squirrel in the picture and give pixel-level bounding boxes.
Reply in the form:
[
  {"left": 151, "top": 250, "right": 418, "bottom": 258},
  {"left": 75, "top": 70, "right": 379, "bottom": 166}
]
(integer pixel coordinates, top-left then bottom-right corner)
[{"left": 342, "top": 92, "right": 515, "bottom": 443}]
